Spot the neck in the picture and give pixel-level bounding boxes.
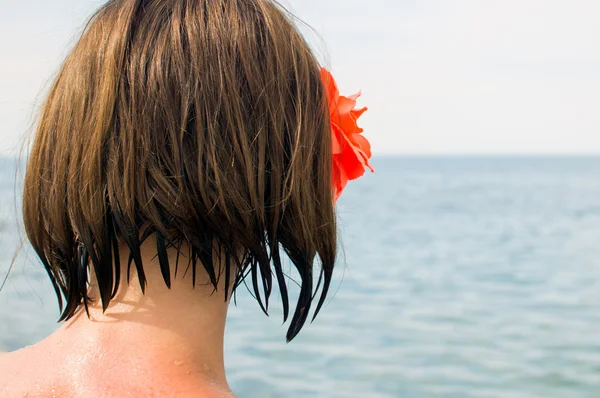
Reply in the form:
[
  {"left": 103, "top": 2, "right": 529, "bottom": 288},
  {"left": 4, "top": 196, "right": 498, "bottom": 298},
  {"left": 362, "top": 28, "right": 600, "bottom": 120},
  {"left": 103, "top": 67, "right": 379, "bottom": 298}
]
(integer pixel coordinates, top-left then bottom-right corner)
[{"left": 51, "top": 238, "right": 231, "bottom": 392}]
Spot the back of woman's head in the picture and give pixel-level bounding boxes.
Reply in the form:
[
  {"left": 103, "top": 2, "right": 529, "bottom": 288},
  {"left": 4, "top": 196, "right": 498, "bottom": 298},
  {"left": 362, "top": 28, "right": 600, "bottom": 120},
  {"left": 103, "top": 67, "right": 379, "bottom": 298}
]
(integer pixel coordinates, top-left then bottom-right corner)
[{"left": 23, "top": 0, "right": 336, "bottom": 341}]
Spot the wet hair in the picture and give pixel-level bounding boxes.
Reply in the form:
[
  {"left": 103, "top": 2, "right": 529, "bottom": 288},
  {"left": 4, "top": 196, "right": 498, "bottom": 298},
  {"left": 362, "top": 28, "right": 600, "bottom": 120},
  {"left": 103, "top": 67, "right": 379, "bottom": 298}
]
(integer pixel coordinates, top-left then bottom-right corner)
[{"left": 22, "top": 0, "right": 336, "bottom": 341}]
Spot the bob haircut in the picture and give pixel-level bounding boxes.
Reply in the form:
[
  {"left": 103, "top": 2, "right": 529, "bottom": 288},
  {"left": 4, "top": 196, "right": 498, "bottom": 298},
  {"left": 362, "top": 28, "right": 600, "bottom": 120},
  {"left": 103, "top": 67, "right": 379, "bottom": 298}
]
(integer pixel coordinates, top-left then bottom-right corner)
[{"left": 23, "top": 0, "right": 336, "bottom": 341}]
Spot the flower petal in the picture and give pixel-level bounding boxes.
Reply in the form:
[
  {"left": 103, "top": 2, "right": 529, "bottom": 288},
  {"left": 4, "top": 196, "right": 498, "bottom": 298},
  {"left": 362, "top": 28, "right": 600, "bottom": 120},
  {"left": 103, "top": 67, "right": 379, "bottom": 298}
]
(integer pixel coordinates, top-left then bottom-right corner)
[
  {"left": 331, "top": 128, "right": 343, "bottom": 155},
  {"left": 350, "top": 134, "right": 374, "bottom": 171},
  {"left": 320, "top": 67, "right": 373, "bottom": 202}
]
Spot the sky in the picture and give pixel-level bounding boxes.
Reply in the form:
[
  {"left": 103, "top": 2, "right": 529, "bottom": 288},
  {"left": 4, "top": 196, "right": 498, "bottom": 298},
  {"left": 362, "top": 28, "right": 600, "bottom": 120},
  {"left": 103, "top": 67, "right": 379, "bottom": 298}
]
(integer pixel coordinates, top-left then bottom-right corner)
[{"left": 0, "top": 0, "right": 599, "bottom": 155}]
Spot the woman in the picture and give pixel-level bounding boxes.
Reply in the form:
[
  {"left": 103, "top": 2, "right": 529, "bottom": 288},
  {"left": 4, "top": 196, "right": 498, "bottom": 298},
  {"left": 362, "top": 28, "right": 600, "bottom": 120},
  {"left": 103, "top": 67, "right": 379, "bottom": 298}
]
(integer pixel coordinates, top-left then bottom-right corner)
[{"left": 0, "top": 0, "right": 372, "bottom": 396}]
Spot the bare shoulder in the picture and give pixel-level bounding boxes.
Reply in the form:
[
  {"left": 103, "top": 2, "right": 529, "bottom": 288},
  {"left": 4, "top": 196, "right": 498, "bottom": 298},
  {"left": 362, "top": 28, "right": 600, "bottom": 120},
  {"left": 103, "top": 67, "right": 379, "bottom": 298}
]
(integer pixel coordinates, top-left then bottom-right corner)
[
  {"left": 0, "top": 340, "right": 236, "bottom": 397},
  {"left": 0, "top": 350, "right": 16, "bottom": 383},
  {"left": 0, "top": 350, "right": 27, "bottom": 395},
  {"left": 170, "top": 380, "right": 237, "bottom": 398},
  {"left": 0, "top": 347, "right": 69, "bottom": 397},
  {"left": 101, "top": 370, "right": 237, "bottom": 397}
]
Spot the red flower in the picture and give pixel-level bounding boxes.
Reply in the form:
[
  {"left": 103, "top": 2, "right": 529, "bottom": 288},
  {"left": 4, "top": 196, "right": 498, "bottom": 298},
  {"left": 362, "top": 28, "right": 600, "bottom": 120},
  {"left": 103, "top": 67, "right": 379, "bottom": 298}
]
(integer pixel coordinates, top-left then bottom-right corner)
[{"left": 320, "top": 68, "right": 374, "bottom": 202}]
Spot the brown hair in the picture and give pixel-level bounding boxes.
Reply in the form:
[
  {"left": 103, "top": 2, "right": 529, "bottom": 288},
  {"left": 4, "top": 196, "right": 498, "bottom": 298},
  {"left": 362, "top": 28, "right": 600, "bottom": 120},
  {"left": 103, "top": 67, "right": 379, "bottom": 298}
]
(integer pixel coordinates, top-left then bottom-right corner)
[{"left": 23, "top": 0, "right": 336, "bottom": 341}]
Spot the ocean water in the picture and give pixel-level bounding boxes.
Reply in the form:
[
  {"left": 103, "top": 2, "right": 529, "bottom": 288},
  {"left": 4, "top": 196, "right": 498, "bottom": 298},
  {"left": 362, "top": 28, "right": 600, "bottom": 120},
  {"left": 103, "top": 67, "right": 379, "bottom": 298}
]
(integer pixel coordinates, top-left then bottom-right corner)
[{"left": 2, "top": 156, "right": 600, "bottom": 398}]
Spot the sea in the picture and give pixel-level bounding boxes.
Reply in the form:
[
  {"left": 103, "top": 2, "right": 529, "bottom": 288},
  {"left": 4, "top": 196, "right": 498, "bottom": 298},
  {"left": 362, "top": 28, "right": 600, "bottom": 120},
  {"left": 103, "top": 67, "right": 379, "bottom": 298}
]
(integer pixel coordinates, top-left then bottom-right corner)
[{"left": 1, "top": 156, "right": 600, "bottom": 398}]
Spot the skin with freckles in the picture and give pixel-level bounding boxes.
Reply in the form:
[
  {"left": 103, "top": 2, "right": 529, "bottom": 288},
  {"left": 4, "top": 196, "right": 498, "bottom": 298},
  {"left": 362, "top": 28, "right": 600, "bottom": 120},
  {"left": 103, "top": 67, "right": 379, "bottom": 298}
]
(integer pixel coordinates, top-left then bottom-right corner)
[{"left": 0, "top": 238, "right": 236, "bottom": 397}]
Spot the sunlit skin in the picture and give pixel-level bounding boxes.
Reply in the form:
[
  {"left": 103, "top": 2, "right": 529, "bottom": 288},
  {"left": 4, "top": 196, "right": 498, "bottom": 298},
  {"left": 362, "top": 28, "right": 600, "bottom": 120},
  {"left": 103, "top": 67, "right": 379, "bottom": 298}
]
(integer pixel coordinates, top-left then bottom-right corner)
[{"left": 0, "top": 237, "right": 236, "bottom": 397}]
